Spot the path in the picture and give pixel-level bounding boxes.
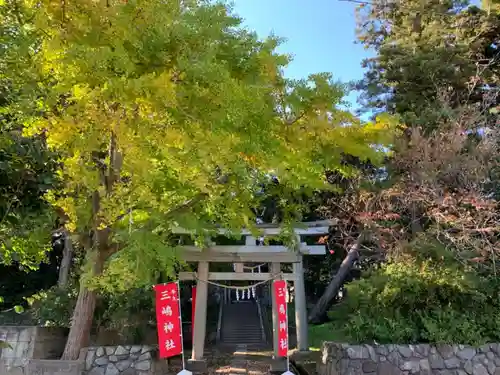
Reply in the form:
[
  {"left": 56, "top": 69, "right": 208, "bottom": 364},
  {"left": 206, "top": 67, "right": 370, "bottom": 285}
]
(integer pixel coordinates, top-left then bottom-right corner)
[
  {"left": 166, "top": 348, "right": 274, "bottom": 375},
  {"left": 168, "top": 299, "right": 291, "bottom": 374},
  {"left": 215, "top": 299, "right": 273, "bottom": 375},
  {"left": 214, "top": 344, "right": 270, "bottom": 375},
  {"left": 226, "top": 344, "right": 248, "bottom": 375}
]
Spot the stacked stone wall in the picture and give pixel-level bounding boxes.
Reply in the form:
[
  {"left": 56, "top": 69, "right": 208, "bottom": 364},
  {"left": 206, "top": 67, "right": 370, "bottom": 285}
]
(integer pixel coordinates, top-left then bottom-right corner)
[
  {"left": 82, "top": 345, "right": 167, "bottom": 375},
  {"left": 318, "top": 342, "right": 500, "bottom": 375}
]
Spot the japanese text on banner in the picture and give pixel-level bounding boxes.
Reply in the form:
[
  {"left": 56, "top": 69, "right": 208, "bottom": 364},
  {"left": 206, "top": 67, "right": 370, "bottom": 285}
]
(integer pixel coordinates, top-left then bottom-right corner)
[
  {"left": 154, "top": 282, "right": 183, "bottom": 359},
  {"left": 273, "top": 280, "right": 288, "bottom": 357}
]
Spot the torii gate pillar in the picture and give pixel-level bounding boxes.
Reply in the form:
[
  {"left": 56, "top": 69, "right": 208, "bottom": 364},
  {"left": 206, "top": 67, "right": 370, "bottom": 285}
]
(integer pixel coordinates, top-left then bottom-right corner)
[
  {"left": 294, "top": 256, "right": 309, "bottom": 352},
  {"left": 189, "top": 261, "right": 208, "bottom": 369},
  {"left": 270, "top": 262, "right": 281, "bottom": 357}
]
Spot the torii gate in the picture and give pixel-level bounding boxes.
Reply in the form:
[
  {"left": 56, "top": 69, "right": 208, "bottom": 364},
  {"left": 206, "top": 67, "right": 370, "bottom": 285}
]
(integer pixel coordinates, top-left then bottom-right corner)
[{"left": 173, "top": 220, "right": 332, "bottom": 369}]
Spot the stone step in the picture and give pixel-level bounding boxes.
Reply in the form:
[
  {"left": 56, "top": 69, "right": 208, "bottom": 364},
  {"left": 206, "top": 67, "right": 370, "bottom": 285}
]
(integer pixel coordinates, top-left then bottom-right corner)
[
  {"left": 222, "top": 330, "right": 262, "bottom": 334},
  {"left": 223, "top": 335, "right": 262, "bottom": 339},
  {"left": 220, "top": 301, "right": 265, "bottom": 348},
  {"left": 223, "top": 329, "right": 261, "bottom": 332},
  {"left": 222, "top": 336, "right": 262, "bottom": 339},
  {"left": 222, "top": 333, "right": 263, "bottom": 338},
  {"left": 222, "top": 339, "right": 263, "bottom": 344}
]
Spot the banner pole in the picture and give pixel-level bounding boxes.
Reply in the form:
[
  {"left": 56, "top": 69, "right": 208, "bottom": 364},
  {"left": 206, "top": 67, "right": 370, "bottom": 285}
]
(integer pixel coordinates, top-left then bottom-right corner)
[
  {"left": 176, "top": 281, "right": 187, "bottom": 370},
  {"left": 285, "top": 280, "right": 290, "bottom": 372},
  {"left": 191, "top": 286, "right": 196, "bottom": 343}
]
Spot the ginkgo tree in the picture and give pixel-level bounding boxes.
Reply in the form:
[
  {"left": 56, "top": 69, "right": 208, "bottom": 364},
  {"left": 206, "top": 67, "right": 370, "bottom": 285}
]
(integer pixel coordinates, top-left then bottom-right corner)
[{"left": 5, "top": 0, "right": 398, "bottom": 359}]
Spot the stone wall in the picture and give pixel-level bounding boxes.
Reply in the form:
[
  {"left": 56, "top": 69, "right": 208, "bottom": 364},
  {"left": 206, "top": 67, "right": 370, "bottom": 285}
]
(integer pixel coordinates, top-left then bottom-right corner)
[
  {"left": 26, "top": 359, "right": 84, "bottom": 375},
  {"left": 318, "top": 342, "right": 500, "bottom": 375},
  {"left": 0, "top": 326, "right": 67, "bottom": 374},
  {"left": 81, "top": 345, "right": 168, "bottom": 375}
]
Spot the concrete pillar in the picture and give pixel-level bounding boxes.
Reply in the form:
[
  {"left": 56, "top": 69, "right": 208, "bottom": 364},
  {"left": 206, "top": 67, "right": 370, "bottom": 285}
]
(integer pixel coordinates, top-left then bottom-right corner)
[
  {"left": 270, "top": 262, "right": 281, "bottom": 357},
  {"left": 191, "top": 261, "right": 208, "bottom": 361},
  {"left": 294, "top": 256, "right": 309, "bottom": 352}
]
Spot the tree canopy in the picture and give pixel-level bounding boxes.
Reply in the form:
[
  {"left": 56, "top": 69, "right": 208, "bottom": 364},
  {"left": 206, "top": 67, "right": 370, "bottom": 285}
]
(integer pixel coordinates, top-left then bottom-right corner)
[
  {"left": 0, "top": 0, "right": 398, "bottom": 358},
  {"left": 302, "top": 0, "right": 500, "bottom": 344},
  {"left": 0, "top": 0, "right": 58, "bottom": 269},
  {"left": 355, "top": 0, "right": 500, "bottom": 129}
]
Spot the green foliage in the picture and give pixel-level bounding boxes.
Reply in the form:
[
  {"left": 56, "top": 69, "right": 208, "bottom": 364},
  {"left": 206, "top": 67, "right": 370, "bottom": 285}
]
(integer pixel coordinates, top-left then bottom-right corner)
[
  {"left": 1, "top": 0, "right": 398, "bottom": 356},
  {"left": 28, "top": 284, "right": 152, "bottom": 334},
  {"left": 97, "top": 287, "right": 155, "bottom": 343},
  {"left": 0, "top": 0, "right": 59, "bottom": 269},
  {"left": 28, "top": 283, "right": 189, "bottom": 343},
  {"left": 0, "top": 126, "right": 59, "bottom": 269},
  {"left": 90, "top": 231, "right": 181, "bottom": 294},
  {"left": 3, "top": 0, "right": 397, "bottom": 289},
  {"left": 356, "top": 0, "right": 500, "bottom": 129},
  {"left": 326, "top": 246, "right": 500, "bottom": 345},
  {"left": 28, "top": 285, "right": 78, "bottom": 327}
]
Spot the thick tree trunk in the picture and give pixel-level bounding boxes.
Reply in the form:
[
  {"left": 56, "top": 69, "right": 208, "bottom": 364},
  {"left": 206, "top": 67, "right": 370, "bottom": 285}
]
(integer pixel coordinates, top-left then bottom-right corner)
[
  {"left": 57, "top": 229, "right": 73, "bottom": 288},
  {"left": 308, "top": 234, "right": 365, "bottom": 324},
  {"left": 61, "top": 251, "right": 105, "bottom": 360},
  {"left": 60, "top": 283, "right": 98, "bottom": 360},
  {"left": 61, "top": 130, "right": 121, "bottom": 360}
]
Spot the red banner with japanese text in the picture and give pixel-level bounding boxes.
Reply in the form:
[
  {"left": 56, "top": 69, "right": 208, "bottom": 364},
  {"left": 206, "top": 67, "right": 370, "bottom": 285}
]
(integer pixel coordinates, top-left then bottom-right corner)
[
  {"left": 273, "top": 279, "right": 288, "bottom": 357},
  {"left": 154, "top": 282, "right": 183, "bottom": 359}
]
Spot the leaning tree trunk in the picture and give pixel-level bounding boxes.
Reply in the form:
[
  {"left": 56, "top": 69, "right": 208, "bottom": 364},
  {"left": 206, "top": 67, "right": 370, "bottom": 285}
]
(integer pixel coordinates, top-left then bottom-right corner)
[
  {"left": 308, "top": 233, "right": 366, "bottom": 324},
  {"left": 61, "top": 249, "right": 106, "bottom": 360}
]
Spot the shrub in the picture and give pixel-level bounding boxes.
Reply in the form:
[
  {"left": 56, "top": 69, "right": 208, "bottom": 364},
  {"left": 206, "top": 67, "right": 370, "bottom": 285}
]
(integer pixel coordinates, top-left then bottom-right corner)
[
  {"left": 98, "top": 287, "right": 156, "bottom": 343},
  {"left": 27, "top": 283, "right": 193, "bottom": 343},
  {"left": 327, "top": 247, "right": 500, "bottom": 345},
  {"left": 28, "top": 285, "right": 78, "bottom": 327},
  {"left": 28, "top": 284, "right": 154, "bottom": 337}
]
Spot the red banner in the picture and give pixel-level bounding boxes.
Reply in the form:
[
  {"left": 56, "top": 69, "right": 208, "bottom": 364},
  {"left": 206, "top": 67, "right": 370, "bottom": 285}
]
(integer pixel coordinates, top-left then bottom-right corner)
[
  {"left": 273, "top": 279, "right": 288, "bottom": 357},
  {"left": 154, "top": 282, "right": 183, "bottom": 359}
]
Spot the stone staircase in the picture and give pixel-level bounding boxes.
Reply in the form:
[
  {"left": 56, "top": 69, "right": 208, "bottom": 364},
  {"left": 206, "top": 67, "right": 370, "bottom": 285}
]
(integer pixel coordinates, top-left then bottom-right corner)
[{"left": 219, "top": 300, "right": 267, "bottom": 351}]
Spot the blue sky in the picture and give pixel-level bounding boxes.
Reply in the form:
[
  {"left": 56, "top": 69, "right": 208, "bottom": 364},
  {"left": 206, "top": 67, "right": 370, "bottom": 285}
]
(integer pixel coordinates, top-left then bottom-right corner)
[{"left": 231, "top": 0, "right": 372, "bottom": 110}]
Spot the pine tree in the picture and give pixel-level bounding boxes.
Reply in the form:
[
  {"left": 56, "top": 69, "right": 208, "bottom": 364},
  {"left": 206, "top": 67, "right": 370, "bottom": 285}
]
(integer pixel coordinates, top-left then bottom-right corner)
[{"left": 355, "top": 0, "right": 500, "bottom": 130}]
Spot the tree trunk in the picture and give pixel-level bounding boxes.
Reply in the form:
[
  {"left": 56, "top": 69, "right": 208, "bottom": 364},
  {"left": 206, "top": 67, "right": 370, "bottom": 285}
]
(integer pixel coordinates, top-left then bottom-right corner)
[
  {"left": 61, "top": 130, "right": 121, "bottom": 360},
  {"left": 57, "top": 229, "right": 73, "bottom": 288},
  {"left": 308, "top": 234, "right": 365, "bottom": 324},
  {"left": 410, "top": 202, "right": 423, "bottom": 238},
  {"left": 60, "top": 283, "right": 97, "bottom": 360},
  {"left": 61, "top": 250, "right": 105, "bottom": 360}
]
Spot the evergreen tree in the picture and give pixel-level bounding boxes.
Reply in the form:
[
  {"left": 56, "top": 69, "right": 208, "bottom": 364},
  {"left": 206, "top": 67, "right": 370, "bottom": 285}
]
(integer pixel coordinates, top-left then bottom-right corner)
[{"left": 355, "top": 0, "right": 500, "bottom": 130}]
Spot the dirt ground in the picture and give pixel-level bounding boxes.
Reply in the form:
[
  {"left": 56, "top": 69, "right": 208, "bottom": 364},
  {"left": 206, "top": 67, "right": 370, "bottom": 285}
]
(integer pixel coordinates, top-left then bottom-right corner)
[{"left": 166, "top": 349, "right": 275, "bottom": 375}]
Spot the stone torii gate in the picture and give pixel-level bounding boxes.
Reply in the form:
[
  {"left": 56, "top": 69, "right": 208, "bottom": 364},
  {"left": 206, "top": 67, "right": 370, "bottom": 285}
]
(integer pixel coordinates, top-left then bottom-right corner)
[{"left": 173, "top": 220, "right": 332, "bottom": 369}]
